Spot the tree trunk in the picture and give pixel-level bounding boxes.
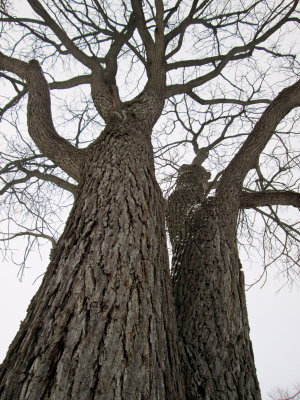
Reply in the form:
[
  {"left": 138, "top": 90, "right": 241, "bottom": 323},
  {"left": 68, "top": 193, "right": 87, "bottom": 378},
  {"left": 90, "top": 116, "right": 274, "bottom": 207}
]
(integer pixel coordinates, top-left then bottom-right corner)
[
  {"left": 167, "top": 164, "right": 261, "bottom": 400},
  {"left": 0, "top": 121, "right": 185, "bottom": 400}
]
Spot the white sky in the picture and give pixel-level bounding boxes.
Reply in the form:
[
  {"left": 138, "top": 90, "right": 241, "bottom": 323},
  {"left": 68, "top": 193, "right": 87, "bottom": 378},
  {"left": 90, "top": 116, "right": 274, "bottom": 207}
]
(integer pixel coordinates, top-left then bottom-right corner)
[
  {"left": 0, "top": 253, "right": 299, "bottom": 400},
  {"left": 246, "top": 269, "right": 300, "bottom": 399}
]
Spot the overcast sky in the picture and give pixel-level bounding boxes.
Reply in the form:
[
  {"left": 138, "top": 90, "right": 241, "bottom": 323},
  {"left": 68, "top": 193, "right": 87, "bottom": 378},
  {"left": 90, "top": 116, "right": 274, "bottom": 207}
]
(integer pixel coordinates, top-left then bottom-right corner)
[{"left": 0, "top": 252, "right": 299, "bottom": 400}]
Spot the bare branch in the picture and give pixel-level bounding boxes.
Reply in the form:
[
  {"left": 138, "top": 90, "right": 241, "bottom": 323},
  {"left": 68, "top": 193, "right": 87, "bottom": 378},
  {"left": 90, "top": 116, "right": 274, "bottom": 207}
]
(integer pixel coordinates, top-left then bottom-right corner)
[
  {"left": 166, "top": 53, "right": 251, "bottom": 71},
  {"left": 104, "top": 13, "right": 136, "bottom": 83},
  {"left": 217, "top": 77, "right": 300, "bottom": 201},
  {"left": 27, "top": 0, "right": 94, "bottom": 67},
  {"left": 131, "top": 0, "right": 154, "bottom": 54},
  {"left": 165, "top": 0, "right": 211, "bottom": 50},
  {"left": 0, "top": 231, "right": 56, "bottom": 247},
  {"left": 0, "top": 52, "right": 28, "bottom": 80},
  {"left": 0, "top": 88, "right": 27, "bottom": 119},
  {"left": 26, "top": 60, "right": 87, "bottom": 181},
  {"left": 0, "top": 175, "right": 31, "bottom": 195},
  {"left": 241, "top": 190, "right": 300, "bottom": 209},
  {"left": 49, "top": 75, "right": 91, "bottom": 90},
  {"left": 165, "top": 1, "right": 298, "bottom": 97},
  {"left": 166, "top": 50, "right": 253, "bottom": 97},
  {"left": 188, "top": 91, "right": 271, "bottom": 106},
  {"left": 0, "top": 54, "right": 87, "bottom": 181}
]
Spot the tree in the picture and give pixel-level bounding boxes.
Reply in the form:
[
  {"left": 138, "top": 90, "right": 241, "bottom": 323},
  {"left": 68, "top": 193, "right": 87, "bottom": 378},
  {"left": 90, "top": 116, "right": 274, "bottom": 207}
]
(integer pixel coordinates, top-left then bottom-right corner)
[
  {"left": 166, "top": 79, "right": 300, "bottom": 399},
  {"left": 0, "top": 1, "right": 299, "bottom": 399},
  {"left": 268, "top": 384, "right": 300, "bottom": 400}
]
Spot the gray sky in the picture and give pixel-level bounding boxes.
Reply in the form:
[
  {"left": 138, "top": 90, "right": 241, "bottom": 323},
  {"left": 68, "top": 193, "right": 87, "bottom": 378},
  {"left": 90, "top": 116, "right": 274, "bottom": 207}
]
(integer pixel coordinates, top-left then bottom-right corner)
[
  {"left": 0, "top": 253, "right": 299, "bottom": 400},
  {"left": 246, "top": 268, "right": 300, "bottom": 399}
]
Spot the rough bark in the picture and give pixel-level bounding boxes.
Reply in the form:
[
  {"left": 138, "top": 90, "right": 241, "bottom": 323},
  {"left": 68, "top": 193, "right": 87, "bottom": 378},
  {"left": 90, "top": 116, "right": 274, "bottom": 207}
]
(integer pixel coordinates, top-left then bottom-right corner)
[
  {"left": 167, "top": 164, "right": 261, "bottom": 400},
  {"left": 1, "top": 4, "right": 299, "bottom": 397},
  {"left": 0, "top": 119, "right": 185, "bottom": 400},
  {"left": 166, "top": 77, "right": 300, "bottom": 399}
]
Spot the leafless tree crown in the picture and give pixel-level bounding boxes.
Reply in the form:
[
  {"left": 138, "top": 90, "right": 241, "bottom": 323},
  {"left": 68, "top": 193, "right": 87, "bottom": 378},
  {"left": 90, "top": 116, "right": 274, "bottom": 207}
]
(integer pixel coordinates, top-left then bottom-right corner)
[{"left": 0, "top": 0, "right": 299, "bottom": 281}]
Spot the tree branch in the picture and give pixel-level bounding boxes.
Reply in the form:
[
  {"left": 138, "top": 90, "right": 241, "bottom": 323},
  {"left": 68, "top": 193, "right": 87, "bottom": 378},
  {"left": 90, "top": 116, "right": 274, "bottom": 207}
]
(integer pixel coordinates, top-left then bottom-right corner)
[
  {"left": 27, "top": 0, "right": 94, "bottom": 67},
  {"left": 0, "top": 52, "right": 28, "bottom": 80},
  {"left": 241, "top": 190, "right": 300, "bottom": 209},
  {"left": 27, "top": 170, "right": 77, "bottom": 195},
  {"left": 217, "top": 77, "right": 300, "bottom": 206},
  {"left": 49, "top": 75, "right": 91, "bottom": 90},
  {"left": 148, "top": 0, "right": 166, "bottom": 92},
  {"left": 164, "top": 0, "right": 182, "bottom": 25},
  {"left": 166, "top": 53, "right": 248, "bottom": 71},
  {"left": 130, "top": 0, "right": 154, "bottom": 56},
  {"left": 0, "top": 74, "right": 91, "bottom": 119},
  {"left": 165, "top": 50, "right": 252, "bottom": 97},
  {"left": 165, "top": 1, "right": 298, "bottom": 97},
  {"left": 0, "top": 162, "right": 77, "bottom": 195},
  {"left": 216, "top": 80, "right": 300, "bottom": 214},
  {"left": 0, "top": 175, "right": 31, "bottom": 195},
  {"left": 0, "top": 231, "right": 56, "bottom": 247},
  {"left": 165, "top": 0, "right": 209, "bottom": 48},
  {"left": 188, "top": 91, "right": 271, "bottom": 106},
  {"left": 103, "top": 13, "right": 136, "bottom": 83},
  {"left": 26, "top": 60, "right": 86, "bottom": 182},
  {"left": 0, "top": 89, "right": 27, "bottom": 119},
  {"left": 0, "top": 52, "right": 86, "bottom": 182}
]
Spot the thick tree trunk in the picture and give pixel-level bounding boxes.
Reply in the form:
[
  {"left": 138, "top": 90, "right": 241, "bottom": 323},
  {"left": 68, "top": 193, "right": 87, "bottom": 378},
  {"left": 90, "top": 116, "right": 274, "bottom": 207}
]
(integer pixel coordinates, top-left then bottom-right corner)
[
  {"left": 167, "top": 164, "right": 261, "bottom": 400},
  {"left": 0, "top": 121, "right": 185, "bottom": 400}
]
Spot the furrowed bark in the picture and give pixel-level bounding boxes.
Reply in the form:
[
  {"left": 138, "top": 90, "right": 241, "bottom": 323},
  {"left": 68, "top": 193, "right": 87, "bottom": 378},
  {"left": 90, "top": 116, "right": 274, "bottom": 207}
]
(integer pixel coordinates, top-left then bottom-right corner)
[
  {"left": 167, "top": 77, "right": 300, "bottom": 400},
  {"left": 167, "top": 163, "right": 261, "bottom": 400},
  {"left": 0, "top": 117, "right": 185, "bottom": 400}
]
